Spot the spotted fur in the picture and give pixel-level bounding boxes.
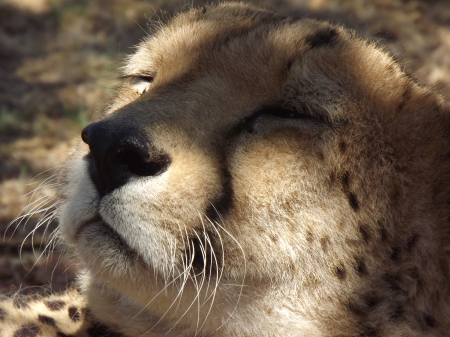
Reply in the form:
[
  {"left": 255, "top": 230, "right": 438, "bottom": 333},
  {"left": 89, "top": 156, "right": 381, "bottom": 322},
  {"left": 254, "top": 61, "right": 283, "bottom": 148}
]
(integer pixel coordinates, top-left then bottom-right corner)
[{"left": 2, "top": 3, "right": 450, "bottom": 337}]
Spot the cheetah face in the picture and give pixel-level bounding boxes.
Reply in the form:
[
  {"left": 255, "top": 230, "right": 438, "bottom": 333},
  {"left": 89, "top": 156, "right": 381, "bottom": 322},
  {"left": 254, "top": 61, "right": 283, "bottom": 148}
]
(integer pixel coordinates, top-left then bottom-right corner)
[{"left": 55, "top": 3, "right": 450, "bottom": 335}]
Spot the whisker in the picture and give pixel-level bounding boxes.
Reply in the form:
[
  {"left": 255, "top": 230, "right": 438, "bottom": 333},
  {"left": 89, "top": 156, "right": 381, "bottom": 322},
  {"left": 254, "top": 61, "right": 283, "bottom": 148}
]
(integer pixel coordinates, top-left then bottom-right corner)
[
  {"left": 164, "top": 234, "right": 200, "bottom": 335},
  {"left": 214, "top": 220, "right": 246, "bottom": 331}
]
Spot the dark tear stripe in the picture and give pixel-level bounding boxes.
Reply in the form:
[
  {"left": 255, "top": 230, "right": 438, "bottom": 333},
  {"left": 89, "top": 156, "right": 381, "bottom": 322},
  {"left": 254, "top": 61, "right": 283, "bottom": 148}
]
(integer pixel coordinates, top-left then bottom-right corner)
[
  {"left": 305, "top": 28, "right": 339, "bottom": 49},
  {"left": 205, "top": 166, "right": 234, "bottom": 222}
]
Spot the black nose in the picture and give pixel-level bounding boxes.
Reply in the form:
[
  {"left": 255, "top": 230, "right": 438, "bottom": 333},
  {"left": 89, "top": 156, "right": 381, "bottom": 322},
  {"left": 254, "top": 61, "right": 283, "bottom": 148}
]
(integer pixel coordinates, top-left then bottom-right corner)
[{"left": 81, "top": 121, "right": 171, "bottom": 196}]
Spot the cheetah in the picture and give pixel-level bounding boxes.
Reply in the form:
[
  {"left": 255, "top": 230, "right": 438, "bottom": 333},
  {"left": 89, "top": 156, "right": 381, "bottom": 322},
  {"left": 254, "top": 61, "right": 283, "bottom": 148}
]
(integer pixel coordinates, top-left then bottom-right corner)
[{"left": 1, "top": 2, "right": 450, "bottom": 336}]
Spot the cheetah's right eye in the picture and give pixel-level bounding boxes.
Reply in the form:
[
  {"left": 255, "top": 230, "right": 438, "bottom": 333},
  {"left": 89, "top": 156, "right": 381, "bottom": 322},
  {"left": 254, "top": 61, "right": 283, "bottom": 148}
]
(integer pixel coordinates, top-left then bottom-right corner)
[{"left": 257, "top": 105, "right": 312, "bottom": 120}]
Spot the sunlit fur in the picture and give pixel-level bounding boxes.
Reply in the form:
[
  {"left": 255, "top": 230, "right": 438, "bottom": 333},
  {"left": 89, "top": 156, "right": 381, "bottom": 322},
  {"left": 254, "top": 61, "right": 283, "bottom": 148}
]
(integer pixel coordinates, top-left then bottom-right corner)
[{"left": 28, "top": 3, "right": 450, "bottom": 336}]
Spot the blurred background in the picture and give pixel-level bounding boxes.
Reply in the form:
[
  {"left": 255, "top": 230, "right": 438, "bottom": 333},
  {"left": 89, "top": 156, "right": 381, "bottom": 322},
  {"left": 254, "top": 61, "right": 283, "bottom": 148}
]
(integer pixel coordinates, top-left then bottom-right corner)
[{"left": 0, "top": 0, "right": 449, "bottom": 295}]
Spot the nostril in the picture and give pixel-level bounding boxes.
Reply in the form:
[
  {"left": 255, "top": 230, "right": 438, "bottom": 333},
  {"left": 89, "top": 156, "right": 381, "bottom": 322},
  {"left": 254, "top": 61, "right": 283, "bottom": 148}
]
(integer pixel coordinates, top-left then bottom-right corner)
[
  {"left": 81, "top": 121, "right": 171, "bottom": 195},
  {"left": 114, "top": 146, "right": 171, "bottom": 178}
]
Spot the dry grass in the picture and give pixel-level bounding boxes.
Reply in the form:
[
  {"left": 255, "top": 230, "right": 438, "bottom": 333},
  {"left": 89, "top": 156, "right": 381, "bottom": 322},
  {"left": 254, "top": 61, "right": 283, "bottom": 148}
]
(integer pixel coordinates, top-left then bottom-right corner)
[{"left": 0, "top": 0, "right": 449, "bottom": 295}]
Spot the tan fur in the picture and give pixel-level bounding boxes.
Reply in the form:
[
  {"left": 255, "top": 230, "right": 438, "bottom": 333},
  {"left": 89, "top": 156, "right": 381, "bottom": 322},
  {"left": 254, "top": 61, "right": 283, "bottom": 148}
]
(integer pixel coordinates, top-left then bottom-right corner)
[{"left": 2, "top": 3, "right": 450, "bottom": 336}]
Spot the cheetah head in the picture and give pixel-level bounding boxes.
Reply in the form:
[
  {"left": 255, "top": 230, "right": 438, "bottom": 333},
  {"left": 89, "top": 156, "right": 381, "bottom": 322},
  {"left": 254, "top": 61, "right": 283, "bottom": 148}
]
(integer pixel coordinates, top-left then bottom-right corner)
[{"left": 56, "top": 3, "right": 450, "bottom": 336}]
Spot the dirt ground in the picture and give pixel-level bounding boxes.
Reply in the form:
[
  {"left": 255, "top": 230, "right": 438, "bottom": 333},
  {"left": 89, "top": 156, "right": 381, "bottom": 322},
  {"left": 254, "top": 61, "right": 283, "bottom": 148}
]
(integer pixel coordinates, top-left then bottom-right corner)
[{"left": 0, "top": 0, "right": 449, "bottom": 295}]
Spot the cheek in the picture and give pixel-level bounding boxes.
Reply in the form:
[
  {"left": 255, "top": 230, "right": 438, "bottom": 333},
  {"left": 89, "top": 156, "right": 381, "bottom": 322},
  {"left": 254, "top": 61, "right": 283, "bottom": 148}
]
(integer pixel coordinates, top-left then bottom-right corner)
[
  {"left": 223, "top": 132, "right": 336, "bottom": 271},
  {"left": 230, "top": 130, "right": 330, "bottom": 210}
]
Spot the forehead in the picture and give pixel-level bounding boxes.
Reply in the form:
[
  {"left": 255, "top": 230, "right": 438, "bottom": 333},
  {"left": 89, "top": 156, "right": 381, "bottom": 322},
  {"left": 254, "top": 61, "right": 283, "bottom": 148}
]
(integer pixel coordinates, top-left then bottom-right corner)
[
  {"left": 122, "top": 4, "right": 334, "bottom": 85},
  {"left": 116, "top": 3, "right": 368, "bottom": 125}
]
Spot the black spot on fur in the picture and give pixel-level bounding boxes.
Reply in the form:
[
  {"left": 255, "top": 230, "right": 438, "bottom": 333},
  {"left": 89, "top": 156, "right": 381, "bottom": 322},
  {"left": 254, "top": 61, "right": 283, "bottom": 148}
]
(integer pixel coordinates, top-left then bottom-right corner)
[
  {"left": 316, "top": 150, "right": 325, "bottom": 161},
  {"left": 306, "top": 28, "right": 339, "bottom": 48},
  {"left": 13, "top": 326, "right": 39, "bottom": 337},
  {"left": 423, "top": 313, "right": 436, "bottom": 327},
  {"left": 359, "top": 225, "right": 370, "bottom": 243},
  {"left": 286, "top": 59, "right": 294, "bottom": 73},
  {"left": 362, "top": 325, "right": 379, "bottom": 337},
  {"left": 320, "top": 236, "right": 330, "bottom": 253},
  {"left": 347, "top": 301, "right": 365, "bottom": 316},
  {"left": 88, "top": 322, "right": 124, "bottom": 337},
  {"left": 0, "top": 307, "right": 6, "bottom": 320},
  {"left": 355, "top": 258, "right": 368, "bottom": 276},
  {"left": 38, "top": 314, "right": 56, "bottom": 327},
  {"left": 13, "top": 296, "right": 29, "bottom": 309},
  {"left": 383, "top": 274, "right": 402, "bottom": 293},
  {"left": 335, "top": 265, "right": 347, "bottom": 280},
  {"left": 341, "top": 171, "right": 350, "bottom": 188},
  {"left": 68, "top": 306, "right": 82, "bottom": 322},
  {"left": 390, "top": 303, "right": 404, "bottom": 320},
  {"left": 306, "top": 231, "right": 314, "bottom": 243},
  {"left": 387, "top": 63, "right": 396, "bottom": 74},
  {"left": 348, "top": 192, "right": 360, "bottom": 211},
  {"left": 363, "top": 295, "right": 380, "bottom": 309},
  {"left": 44, "top": 300, "right": 65, "bottom": 311},
  {"left": 389, "top": 246, "right": 400, "bottom": 261},
  {"left": 339, "top": 140, "right": 348, "bottom": 153},
  {"left": 409, "top": 267, "right": 424, "bottom": 289},
  {"left": 329, "top": 172, "right": 335, "bottom": 183},
  {"left": 406, "top": 234, "right": 419, "bottom": 252},
  {"left": 339, "top": 172, "right": 360, "bottom": 211},
  {"left": 378, "top": 226, "right": 388, "bottom": 242}
]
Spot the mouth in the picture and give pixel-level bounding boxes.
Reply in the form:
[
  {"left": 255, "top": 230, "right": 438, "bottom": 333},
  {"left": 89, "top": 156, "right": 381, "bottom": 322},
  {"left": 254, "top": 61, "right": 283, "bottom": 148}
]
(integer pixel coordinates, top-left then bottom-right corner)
[
  {"left": 75, "top": 214, "right": 138, "bottom": 261},
  {"left": 75, "top": 214, "right": 221, "bottom": 280}
]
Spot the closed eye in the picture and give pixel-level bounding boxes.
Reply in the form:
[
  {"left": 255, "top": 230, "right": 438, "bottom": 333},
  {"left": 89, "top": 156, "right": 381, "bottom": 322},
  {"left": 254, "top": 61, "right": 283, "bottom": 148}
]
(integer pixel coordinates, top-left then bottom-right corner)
[
  {"left": 238, "top": 104, "right": 319, "bottom": 134},
  {"left": 123, "top": 75, "right": 154, "bottom": 95},
  {"left": 257, "top": 106, "right": 311, "bottom": 119}
]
